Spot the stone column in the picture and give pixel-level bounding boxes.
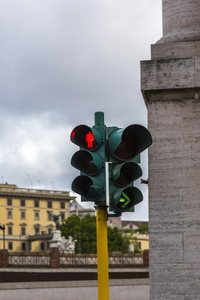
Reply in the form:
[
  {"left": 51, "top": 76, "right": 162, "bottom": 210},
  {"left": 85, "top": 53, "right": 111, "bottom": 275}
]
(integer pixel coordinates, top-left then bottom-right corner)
[
  {"left": 0, "top": 249, "right": 8, "bottom": 267},
  {"left": 141, "top": 1, "right": 200, "bottom": 299},
  {"left": 50, "top": 247, "right": 60, "bottom": 268}
]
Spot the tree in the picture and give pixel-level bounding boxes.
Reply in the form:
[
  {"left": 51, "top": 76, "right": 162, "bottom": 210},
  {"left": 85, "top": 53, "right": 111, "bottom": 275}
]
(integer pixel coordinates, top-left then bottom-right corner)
[
  {"left": 132, "top": 237, "right": 141, "bottom": 253},
  {"left": 60, "top": 214, "right": 81, "bottom": 253},
  {"left": 107, "top": 227, "right": 130, "bottom": 253},
  {"left": 137, "top": 224, "right": 148, "bottom": 234},
  {"left": 60, "top": 214, "right": 96, "bottom": 253},
  {"left": 61, "top": 214, "right": 130, "bottom": 254},
  {"left": 79, "top": 214, "right": 96, "bottom": 254}
]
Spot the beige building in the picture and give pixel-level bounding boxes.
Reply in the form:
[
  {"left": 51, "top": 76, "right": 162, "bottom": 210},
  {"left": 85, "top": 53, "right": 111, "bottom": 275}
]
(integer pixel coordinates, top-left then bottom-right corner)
[
  {"left": 122, "top": 221, "right": 149, "bottom": 252},
  {"left": 0, "top": 183, "right": 75, "bottom": 252}
]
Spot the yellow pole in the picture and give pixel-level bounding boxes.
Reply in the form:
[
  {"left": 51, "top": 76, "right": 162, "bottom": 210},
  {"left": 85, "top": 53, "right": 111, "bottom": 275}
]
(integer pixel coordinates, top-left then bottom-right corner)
[{"left": 96, "top": 208, "right": 109, "bottom": 300}]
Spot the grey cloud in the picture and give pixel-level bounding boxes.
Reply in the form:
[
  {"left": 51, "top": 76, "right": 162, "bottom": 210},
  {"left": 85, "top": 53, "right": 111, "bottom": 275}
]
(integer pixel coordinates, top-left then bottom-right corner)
[{"left": 0, "top": 0, "right": 162, "bottom": 220}]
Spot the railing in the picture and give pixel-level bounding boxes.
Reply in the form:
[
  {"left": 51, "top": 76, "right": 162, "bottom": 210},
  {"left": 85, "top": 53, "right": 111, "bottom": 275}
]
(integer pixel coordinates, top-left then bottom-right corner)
[
  {"left": 8, "top": 252, "right": 50, "bottom": 267},
  {"left": 59, "top": 253, "right": 143, "bottom": 268},
  {"left": 8, "top": 252, "right": 144, "bottom": 268}
]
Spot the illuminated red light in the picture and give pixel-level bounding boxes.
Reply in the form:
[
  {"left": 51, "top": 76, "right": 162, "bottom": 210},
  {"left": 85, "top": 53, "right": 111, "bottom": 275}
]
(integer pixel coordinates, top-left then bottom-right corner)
[
  {"left": 86, "top": 131, "right": 94, "bottom": 148},
  {"left": 71, "top": 131, "right": 75, "bottom": 138}
]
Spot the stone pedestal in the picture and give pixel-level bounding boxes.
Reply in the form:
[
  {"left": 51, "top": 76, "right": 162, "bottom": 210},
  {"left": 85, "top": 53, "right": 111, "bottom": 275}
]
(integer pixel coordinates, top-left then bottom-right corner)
[
  {"left": 49, "top": 230, "right": 75, "bottom": 253},
  {"left": 49, "top": 230, "right": 62, "bottom": 249}
]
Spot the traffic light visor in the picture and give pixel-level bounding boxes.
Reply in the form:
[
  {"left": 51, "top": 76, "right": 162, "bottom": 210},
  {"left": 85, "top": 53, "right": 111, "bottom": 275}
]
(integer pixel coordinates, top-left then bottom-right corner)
[
  {"left": 71, "top": 175, "right": 104, "bottom": 201},
  {"left": 109, "top": 125, "right": 152, "bottom": 161},
  {"left": 111, "top": 162, "right": 142, "bottom": 187},
  {"left": 71, "top": 150, "right": 103, "bottom": 176}
]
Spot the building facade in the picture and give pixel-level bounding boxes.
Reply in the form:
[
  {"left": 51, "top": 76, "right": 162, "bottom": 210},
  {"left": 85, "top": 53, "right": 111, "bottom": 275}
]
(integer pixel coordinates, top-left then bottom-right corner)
[
  {"left": 121, "top": 221, "right": 149, "bottom": 252},
  {"left": 0, "top": 183, "right": 75, "bottom": 252}
]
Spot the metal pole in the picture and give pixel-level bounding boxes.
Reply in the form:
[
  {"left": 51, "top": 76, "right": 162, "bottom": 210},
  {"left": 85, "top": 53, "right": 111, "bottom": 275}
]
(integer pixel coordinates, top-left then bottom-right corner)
[
  {"left": 3, "top": 228, "right": 5, "bottom": 268},
  {"left": 96, "top": 207, "right": 109, "bottom": 300}
]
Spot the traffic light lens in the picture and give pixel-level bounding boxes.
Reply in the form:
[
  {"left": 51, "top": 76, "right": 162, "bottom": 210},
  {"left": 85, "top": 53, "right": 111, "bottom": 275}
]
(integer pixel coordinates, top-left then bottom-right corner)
[
  {"left": 115, "top": 164, "right": 133, "bottom": 186},
  {"left": 83, "top": 158, "right": 98, "bottom": 174},
  {"left": 110, "top": 186, "right": 143, "bottom": 213},
  {"left": 71, "top": 150, "right": 102, "bottom": 176},
  {"left": 71, "top": 175, "right": 104, "bottom": 201},
  {"left": 112, "top": 162, "right": 142, "bottom": 187},
  {"left": 116, "top": 191, "right": 132, "bottom": 210},
  {"left": 114, "top": 131, "right": 137, "bottom": 160},
  {"left": 82, "top": 133, "right": 98, "bottom": 150}
]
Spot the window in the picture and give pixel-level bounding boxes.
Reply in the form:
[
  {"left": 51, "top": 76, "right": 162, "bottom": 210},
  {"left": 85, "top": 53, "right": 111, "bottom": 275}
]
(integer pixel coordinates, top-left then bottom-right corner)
[
  {"left": 35, "top": 227, "right": 40, "bottom": 235},
  {"left": 21, "top": 211, "right": 26, "bottom": 220},
  {"left": 48, "top": 228, "right": 53, "bottom": 234},
  {"left": 60, "top": 202, "right": 65, "bottom": 209},
  {"left": 61, "top": 213, "right": 65, "bottom": 221},
  {"left": 48, "top": 211, "right": 53, "bottom": 221},
  {"left": 21, "top": 227, "right": 26, "bottom": 236},
  {"left": 40, "top": 242, "right": 45, "bottom": 251},
  {"left": 34, "top": 211, "right": 39, "bottom": 220},
  {"left": 47, "top": 201, "right": 52, "bottom": 208},
  {"left": 8, "top": 242, "right": 13, "bottom": 251},
  {"left": 7, "top": 198, "right": 12, "bottom": 206},
  {"left": 20, "top": 199, "right": 25, "bottom": 207},
  {"left": 34, "top": 200, "right": 39, "bottom": 208},
  {"left": 8, "top": 226, "right": 12, "bottom": 236},
  {"left": 7, "top": 210, "right": 12, "bottom": 219},
  {"left": 21, "top": 242, "right": 26, "bottom": 251},
  {"left": 47, "top": 242, "right": 50, "bottom": 250}
]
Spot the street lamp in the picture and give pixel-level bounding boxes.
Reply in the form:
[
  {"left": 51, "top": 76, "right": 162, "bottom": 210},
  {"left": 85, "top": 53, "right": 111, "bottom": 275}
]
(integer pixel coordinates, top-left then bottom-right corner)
[{"left": 0, "top": 224, "right": 6, "bottom": 267}]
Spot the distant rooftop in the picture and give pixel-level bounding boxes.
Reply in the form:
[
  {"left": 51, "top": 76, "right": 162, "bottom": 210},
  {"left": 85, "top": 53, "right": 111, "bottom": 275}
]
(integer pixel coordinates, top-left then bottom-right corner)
[{"left": 0, "top": 183, "right": 75, "bottom": 201}]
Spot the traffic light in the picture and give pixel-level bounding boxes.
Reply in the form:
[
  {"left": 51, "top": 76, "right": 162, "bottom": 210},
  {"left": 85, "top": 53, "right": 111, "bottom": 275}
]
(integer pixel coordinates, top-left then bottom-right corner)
[
  {"left": 70, "top": 112, "right": 106, "bottom": 204},
  {"left": 108, "top": 124, "right": 152, "bottom": 214}
]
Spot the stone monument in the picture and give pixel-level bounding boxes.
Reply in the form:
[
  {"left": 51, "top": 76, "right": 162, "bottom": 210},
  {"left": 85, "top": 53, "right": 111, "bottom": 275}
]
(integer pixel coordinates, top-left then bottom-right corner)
[{"left": 48, "top": 211, "right": 75, "bottom": 253}]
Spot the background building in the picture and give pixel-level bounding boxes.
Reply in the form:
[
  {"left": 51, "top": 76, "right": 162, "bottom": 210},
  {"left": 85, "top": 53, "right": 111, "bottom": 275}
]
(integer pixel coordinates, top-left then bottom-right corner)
[
  {"left": 122, "top": 221, "right": 149, "bottom": 252},
  {"left": 0, "top": 183, "right": 75, "bottom": 252},
  {"left": 70, "top": 200, "right": 95, "bottom": 218}
]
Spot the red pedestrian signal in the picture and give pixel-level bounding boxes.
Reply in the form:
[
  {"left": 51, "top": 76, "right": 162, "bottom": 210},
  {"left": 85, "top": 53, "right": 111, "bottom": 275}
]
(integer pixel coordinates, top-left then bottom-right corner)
[
  {"left": 70, "top": 113, "right": 106, "bottom": 203},
  {"left": 86, "top": 131, "right": 94, "bottom": 148}
]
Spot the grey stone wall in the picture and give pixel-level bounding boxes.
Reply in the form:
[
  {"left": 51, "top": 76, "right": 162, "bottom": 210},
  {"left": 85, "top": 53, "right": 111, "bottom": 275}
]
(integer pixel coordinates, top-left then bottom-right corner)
[
  {"left": 147, "top": 94, "right": 200, "bottom": 299},
  {"left": 141, "top": 0, "right": 200, "bottom": 299}
]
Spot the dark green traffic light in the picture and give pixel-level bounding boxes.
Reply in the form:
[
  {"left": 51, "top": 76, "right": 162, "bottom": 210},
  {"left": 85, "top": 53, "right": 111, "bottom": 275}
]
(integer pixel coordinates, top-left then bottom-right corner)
[
  {"left": 70, "top": 112, "right": 106, "bottom": 204},
  {"left": 70, "top": 112, "right": 152, "bottom": 214},
  {"left": 108, "top": 124, "right": 152, "bottom": 214}
]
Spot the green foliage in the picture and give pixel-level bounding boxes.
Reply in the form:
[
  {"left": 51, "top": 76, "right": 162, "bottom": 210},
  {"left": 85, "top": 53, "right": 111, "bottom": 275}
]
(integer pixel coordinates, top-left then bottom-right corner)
[
  {"left": 60, "top": 214, "right": 96, "bottom": 253},
  {"left": 60, "top": 214, "right": 81, "bottom": 239},
  {"left": 137, "top": 224, "right": 148, "bottom": 234},
  {"left": 79, "top": 214, "right": 97, "bottom": 254},
  {"left": 132, "top": 237, "right": 142, "bottom": 253},
  {"left": 60, "top": 214, "right": 130, "bottom": 254},
  {"left": 107, "top": 226, "right": 130, "bottom": 253}
]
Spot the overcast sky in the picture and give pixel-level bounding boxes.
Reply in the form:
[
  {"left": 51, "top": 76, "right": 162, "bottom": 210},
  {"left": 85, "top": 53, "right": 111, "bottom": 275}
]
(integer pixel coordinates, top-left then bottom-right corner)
[{"left": 0, "top": 0, "right": 162, "bottom": 220}]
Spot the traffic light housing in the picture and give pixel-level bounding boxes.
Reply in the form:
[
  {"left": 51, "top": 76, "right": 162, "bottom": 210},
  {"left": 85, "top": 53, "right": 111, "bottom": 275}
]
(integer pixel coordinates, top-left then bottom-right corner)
[
  {"left": 70, "top": 112, "right": 153, "bottom": 215},
  {"left": 108, "top": 124, "right": 152, "bottom": 214},
  {"left": 70, "top": 113, "right": 106, "bottom": 204}
]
